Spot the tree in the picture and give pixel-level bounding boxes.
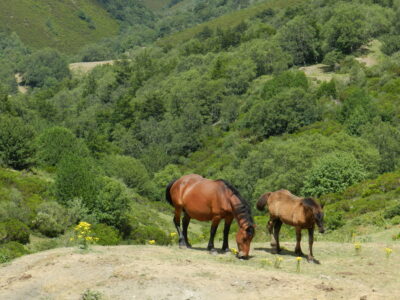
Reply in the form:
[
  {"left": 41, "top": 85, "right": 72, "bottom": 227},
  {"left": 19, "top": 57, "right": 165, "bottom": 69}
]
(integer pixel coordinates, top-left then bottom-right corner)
[
  {"left": 322, "top": 4, "right": 368, "bottom": 54},
  {"left": 0, "top": 114, "right": 35, "bottom": 170},
  {"left": 35, "top": 126, "right": 89, "bottom": 168},
  {"left": 302, "top": 152, "right": 367, "bottom": 197},
  {"left": 276, "top": 16, "right": 319, "bottom": 65},
  {"left": 20, "top": 48, "right": 70, "bottom": 88},
  {"left": 55, "top": 154, "right": 101, "bottom": 207}
]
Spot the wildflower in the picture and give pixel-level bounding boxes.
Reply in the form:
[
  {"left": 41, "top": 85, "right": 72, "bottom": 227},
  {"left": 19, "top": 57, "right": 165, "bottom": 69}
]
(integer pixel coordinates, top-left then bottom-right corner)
[
  {"left": 230, "top": 248, "right": 238, "bottom": 255},
  {"left": 296, "top": 257, "right": 302, "bottom": 272},
  {"left": 274, "top": 256, "right": 283, "bottom": 268},
  {"left": 170, "top": 232, "right": 177, "bottom": 237},
  {"left": 149, "top": 240, "right": 156, "bottom": 245},
  {"left": 69, "top": 237, "right": 74, "bottom": 241},
  {"left": 354, "top": 243, "right": 362, "bottom": 255},
  {"left": 385, "top": 248, "right": 393, "bottom": 259}
]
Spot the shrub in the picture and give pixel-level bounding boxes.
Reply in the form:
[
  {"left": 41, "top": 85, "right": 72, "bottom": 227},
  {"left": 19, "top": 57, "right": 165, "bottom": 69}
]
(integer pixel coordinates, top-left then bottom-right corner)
[
  {"left": 91, "top": 224, "right": 121, "bottom": 245},
  {"left": 0, "top": 219, "right": 30, "bottom": 244},
  {"left": 324, "top": 211, "right": 345, "bottom": 230},
  {"left": 93, "top": 177, "right": 131, "bottom": 228},
  {"left": 0, "top": 241, "right": 29, "bottom": 263},
  {"left": 384, "top": 204, "right": 400, "bottom": 219},
  {"left": 130, "top": 225, "right": 171, "bottom": 245},
  {"left": 32, "top": 202, "right": 71, "bottom": 237},
  {"left": 35, "top": 126, "right": 89, "bottom": 168},
  {"left": 0, "top": 114, "right": 35, "bottom": 170},
  {"left": 101, "top": 155, "right": 155, "bottom": 198},
  {"left": 302, "top": 152, "right": 367, "bottom": 197},
  {"left": 55, "top": 154, "right": 101, "bottom": 207}
]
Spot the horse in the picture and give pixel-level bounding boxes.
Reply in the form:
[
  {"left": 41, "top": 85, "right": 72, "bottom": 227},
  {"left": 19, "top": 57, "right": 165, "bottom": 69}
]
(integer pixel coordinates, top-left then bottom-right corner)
[
  {"left": 166, "top": 174, "right": 255, "bottom": 259},
  {"left": 256, "top": 189, "right": 324, "bottom": 263}
]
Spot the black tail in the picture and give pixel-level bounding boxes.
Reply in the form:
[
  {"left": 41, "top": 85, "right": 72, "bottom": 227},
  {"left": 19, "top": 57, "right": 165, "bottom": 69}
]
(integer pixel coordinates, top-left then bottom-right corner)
[
  {"left": 165, "top": 179, "right": 177, "bottom": 206},
  {"left": 256, "top": 192, "right": 270, "bottom": 211}
]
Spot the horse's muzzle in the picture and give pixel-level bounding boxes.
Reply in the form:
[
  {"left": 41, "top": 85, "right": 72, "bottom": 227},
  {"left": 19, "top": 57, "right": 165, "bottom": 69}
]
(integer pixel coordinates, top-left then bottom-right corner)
[{"left": 238, "top": 251, "right": 249, "bottom": 260}]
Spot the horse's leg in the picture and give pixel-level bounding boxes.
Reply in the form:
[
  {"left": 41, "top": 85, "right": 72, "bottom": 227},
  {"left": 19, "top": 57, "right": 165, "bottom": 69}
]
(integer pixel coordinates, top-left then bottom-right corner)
[
  {"left": 268, "top": 218, "right": 276, "bottom": 247},
  {"left": 273, "top": 219, "right": 283, "bottom": 253},
  {"left": 182, "top": 211, "right": 192, "bottom": 248},
  {"left": 295, "top": 227, "right": 304, "bottom": 256},
  {"left": 173, "top": 208, "right": 185, "bottom": 247},
  {"left": 222, "top": 216, "right": 233, "bottom": 252},
  {"left": 207, "top": 217, "right": 221, "bottom": 252},
  {"left": 307, "top": 227, "right": 317, "bottom": 263}
]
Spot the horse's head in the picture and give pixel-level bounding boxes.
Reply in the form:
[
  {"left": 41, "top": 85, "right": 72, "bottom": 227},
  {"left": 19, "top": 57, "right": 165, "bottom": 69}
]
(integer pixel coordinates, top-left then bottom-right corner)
[
  {"left": 303, "top": 198, "right": 325, "bottom": 233},
  {"left": 236, "top": 225, "right": 255, "bottom": 259}
]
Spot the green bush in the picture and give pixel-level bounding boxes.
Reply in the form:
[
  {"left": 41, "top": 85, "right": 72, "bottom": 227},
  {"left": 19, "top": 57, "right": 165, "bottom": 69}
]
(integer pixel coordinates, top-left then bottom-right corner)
[
  {"left": 384, "top": 204, "right": 400, "bottom": 219},
  {"left": 35, "top": 126, "right": 89, "bottom": 168},
  {"left": 0, "top": 241, "right": 29, "bottom": 263},
  {"left": 32, "top": 202, "right": 71, "bottom": 237},
  {"left": 91, "top": 224, "right": 121, "bottom": 245},
  {"left": 0, "top": 114, "right": 35, "bottom": 170},
  {"left": 130, "top": 225, "right": 171, "bottom": 245},
  {"left": 302, "top": 152, "right": 367, "bottom": 197},
  {"left": 0, "top": 219, "right": 30, "bottom": 244},
  {"left": 324, "top": 211, "right": 345, "bottom": 230}
]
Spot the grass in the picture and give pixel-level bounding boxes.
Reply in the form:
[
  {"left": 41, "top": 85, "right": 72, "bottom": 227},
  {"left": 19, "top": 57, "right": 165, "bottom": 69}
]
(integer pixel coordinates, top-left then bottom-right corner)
[
  {"left": 157, "top": 0, "right": 305, "bottom": 47},
  {"left": 0, "top": 0, "right": 119, "bottom": 53}
]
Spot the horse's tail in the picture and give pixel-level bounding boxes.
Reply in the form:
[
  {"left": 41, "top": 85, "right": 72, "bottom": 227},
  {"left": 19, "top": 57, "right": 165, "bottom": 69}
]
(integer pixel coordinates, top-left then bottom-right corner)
[
  {"left": 165, "top": 179, "right": 177, "bottom": 207},
  {"left": 256, "top": 192, "right": 271, "bottom": 211}
]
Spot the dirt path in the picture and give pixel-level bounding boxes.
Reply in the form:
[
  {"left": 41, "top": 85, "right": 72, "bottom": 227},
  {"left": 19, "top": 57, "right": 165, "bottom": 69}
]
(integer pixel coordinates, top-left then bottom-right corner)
[
  {"left": 14, "top": 73, "right": 28, "bottom": 94},
  {"left": 1, "top": 241, "right": 399, "bottom": 300},
  {"left": 69, "top": 60, "right": 115, "bottom": 74}
]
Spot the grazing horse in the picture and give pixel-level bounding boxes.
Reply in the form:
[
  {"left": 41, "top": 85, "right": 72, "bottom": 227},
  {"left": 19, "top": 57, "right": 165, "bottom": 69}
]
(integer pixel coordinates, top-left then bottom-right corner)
[
  {"left": 256, "top": 189, "right": 324, "bottom": 263},
  {"left": 166, "top": 174, "right": 255, "bottom": 259}
]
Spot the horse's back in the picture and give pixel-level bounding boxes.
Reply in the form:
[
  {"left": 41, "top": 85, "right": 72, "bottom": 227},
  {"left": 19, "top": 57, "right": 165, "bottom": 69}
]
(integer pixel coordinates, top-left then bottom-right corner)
[
  {"left": 268, "top": 190, "right": 303, "bottom": 225},
  {"left": 171, "top": 175, "right": 232, "bottom": 221}
]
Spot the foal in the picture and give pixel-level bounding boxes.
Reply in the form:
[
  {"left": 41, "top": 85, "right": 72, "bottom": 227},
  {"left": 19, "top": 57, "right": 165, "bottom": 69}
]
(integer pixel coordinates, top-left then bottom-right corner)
[{"left": 257, "top": 189, "right": 324, "bottom": 263}]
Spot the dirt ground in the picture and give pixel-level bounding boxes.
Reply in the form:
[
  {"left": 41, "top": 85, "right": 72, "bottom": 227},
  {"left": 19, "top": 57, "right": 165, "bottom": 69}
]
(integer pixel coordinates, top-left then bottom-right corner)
[{"left": 0, "top": 241, "right": 399, "bottom": 300}]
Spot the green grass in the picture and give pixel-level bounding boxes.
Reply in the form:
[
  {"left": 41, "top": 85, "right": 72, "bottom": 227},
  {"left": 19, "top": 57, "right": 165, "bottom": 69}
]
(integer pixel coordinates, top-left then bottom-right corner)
[
  {"left": 0, "top": 0, "right": 119, "bottom": 53},
  {"left": 157, "top": 0, "right": 305, "bottom": 47}
]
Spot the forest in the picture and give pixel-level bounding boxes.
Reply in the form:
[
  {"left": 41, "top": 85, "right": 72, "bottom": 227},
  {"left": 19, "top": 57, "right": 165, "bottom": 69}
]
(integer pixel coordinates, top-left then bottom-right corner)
[{"left": 1, "top": 0, "right": 400, "bottom": 261}]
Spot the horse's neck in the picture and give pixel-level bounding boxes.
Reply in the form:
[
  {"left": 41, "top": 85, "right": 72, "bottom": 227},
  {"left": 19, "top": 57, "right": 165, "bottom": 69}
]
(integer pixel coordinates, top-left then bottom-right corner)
[{"left": 230, "top": 195, "right": 250, "bottom": 228}]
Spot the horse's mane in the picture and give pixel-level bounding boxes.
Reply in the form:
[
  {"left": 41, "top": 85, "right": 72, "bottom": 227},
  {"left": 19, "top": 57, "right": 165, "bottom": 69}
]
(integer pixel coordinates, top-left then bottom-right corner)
[
  {"left": 302, "top": 197, "right": 320, "bottom": 208},
  {"left": 216, "top": 179, "right": 254, "bottom": 226}
]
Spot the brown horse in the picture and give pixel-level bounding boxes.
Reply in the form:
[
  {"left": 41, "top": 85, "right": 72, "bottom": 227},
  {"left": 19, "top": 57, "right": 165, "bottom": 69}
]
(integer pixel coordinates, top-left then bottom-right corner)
[
  {"left": 256, "top": 189, "right": 324, "bottom": 263},
  {"left": 166, "top": 174, "right": 255, "bottom": 259}
]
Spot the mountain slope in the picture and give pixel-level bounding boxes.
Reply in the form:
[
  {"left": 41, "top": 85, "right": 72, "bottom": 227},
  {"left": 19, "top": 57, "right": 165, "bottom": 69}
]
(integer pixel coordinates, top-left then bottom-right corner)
[{"left": 0, "top": 0, "right": 119, "bottom": 53}]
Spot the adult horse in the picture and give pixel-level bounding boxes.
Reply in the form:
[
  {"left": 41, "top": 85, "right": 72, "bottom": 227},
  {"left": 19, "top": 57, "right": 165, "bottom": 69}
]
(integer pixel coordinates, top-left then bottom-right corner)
[
  {"left": 256, "top": 189, "right": 324, "bottom": 263},
  {"left": 166, "top": 174, "right": 255, "bottom": 259}
]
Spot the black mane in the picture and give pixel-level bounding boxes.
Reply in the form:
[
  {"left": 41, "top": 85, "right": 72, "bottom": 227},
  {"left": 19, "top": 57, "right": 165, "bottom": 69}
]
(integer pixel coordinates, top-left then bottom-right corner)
[
  {"left": 302, "top": 197, "right": 320, "bottom": 208},
  {"left": 217, "top": 179, "right": 254, "bottom": 226}
]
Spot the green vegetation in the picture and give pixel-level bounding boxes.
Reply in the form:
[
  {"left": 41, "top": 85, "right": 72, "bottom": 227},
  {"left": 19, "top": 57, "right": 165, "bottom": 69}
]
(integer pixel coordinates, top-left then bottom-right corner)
[
  {"left": 2, "top": 0, "right": 400, "bottom": 263},
  {"left": 0, "top": 0, "right": 119, "bottom": 53}
]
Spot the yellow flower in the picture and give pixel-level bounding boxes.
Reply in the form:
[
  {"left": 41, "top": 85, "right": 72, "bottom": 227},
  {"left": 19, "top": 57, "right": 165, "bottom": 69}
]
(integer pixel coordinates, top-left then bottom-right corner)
[
  {"left": 230, "top": 248, "right": 238, "bottom": 255},
  {"left": 78, "top": 235, "right": 83, "bottom": 239},
  {"left": 354, "top": 243, "right": 361, "bottom": 250},
  {"left": 170, "top": 232, "right": 177, "bottom": 237},
  {"left": 148, "top": 240, "right": 156, "bottom": 245},
  {"left": 385, "top": 248, "right": 393, "bottom": 254},
  {"left": 69, "top": 237, "right": 74, "bottom": 241},
  {"left": 296, "top": 257, "right": 302, "bottom": 261}
]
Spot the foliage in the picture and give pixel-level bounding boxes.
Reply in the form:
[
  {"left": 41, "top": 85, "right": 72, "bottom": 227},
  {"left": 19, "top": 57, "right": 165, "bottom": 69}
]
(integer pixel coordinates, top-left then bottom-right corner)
[
  {"left": 91, "top": 223, "right": 121, "bottom": 245},
  {"left": 302, "top": 152, "right": 367, "bottom": 197},
  {"left": 0, "top": 241, "right": 29, "bottom": 263},
  {"left": 130, "top": 225, "right": 171, "bottom": 245},
  {"left": 0, "top": 114, "right": 35, "bottom": 170},
  {"left": 55, "top": 154, "right": 101, "bottom": 207},
  {"left": 20, "top": 48, "right": 70, "bottom": 87},
  {"left": 35, "top": 126, "right": 90, "bottom": 168},
  {"left": 32, "top": 202, "right": 71, "bottom": 237},
  {"left": 0, "top": 219, "right": 30, "bottom": 244}
]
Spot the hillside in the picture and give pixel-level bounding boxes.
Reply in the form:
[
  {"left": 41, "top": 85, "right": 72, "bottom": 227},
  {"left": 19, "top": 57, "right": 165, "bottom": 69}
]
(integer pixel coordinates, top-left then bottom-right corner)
[
  {"left": 0, "top": 0, "right": 119, "bottom": 53},
  {"left": 1, "top": 241, "right": 399, "bottom": 299}
]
